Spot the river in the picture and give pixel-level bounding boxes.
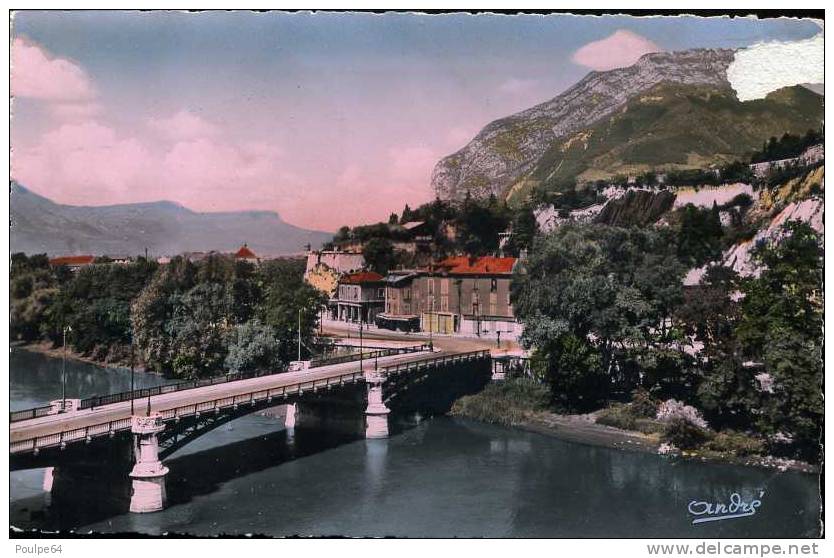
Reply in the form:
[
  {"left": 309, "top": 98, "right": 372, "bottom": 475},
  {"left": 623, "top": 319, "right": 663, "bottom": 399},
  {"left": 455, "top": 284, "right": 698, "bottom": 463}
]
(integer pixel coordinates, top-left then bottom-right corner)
[{"left": 9, "top": 350, "right": 821, "bottom": 538}]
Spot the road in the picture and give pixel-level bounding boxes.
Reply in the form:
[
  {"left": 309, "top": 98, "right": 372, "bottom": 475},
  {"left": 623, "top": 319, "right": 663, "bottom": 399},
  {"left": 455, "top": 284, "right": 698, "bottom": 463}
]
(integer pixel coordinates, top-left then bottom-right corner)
[
  {"left": 11, "top": 348, "right": 445, "bottom": 445},
  {"left": 320, "top": 322, "right": 520, "bottom": 353}
]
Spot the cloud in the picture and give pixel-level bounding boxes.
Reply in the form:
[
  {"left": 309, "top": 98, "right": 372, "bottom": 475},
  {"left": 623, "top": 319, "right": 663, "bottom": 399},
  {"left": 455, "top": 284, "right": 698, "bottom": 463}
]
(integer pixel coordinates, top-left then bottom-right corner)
[
  {"left": 13, "top": 121, "right": 153, "bottom": 200},
  {"left": 727, "top": 33, "right": 824, "bottom": 101},
  {"left": 572, "top": 30, "right": 661, "bottom": 71},
  {"left": 148, "top": 110, "right": 220, "bottom": 140},
  {"left": 11, "top": 37, "right": 96, "bottom": 101},
  {"left": 12, "top": 116, "right": 289, "bottom": 210},
  {"left": 49, "top": 102, "right": 102, "bottom": 121}
]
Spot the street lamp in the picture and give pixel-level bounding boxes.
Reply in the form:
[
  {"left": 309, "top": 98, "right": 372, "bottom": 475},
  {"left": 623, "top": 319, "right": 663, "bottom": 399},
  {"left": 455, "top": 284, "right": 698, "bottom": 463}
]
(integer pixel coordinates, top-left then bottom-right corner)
[
  {"left": 61, "top": 325, "right": 72, "bottom": 412},
  {"left": 130, "top": 330, "right": 136, "bottom": 415},
  {"left": 359, "top": 312, "right": 364, "bottom": 372},
  {"left": 428, "top": 296, "right": 434, "bottom": 351},
  {"left": 297, "top": 308, "right": 303, "bottom": 362}
]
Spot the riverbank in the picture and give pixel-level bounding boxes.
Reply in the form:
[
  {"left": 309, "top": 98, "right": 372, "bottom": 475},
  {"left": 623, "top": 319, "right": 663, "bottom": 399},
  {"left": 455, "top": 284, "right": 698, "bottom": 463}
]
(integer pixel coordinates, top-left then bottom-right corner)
[
  {"left": 451, "top": 379, "right": 817, "bottom": 474},
  {"left": 14, "top": 341, "right": 148, "bottom": 373}
]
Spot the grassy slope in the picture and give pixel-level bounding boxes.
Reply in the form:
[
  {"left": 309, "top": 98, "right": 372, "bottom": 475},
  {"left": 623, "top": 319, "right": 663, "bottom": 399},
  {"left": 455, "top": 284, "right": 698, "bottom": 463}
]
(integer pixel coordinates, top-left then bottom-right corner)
[{"left": 506, "top": 83, "right": 823, "bottom": 204}]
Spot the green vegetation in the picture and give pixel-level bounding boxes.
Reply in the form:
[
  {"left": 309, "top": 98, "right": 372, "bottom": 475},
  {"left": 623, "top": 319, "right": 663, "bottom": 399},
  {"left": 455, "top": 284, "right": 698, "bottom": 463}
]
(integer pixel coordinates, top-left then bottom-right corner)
[
  {"left": 524, "top": 84, "right": 822, "bottom": 203},
  {"left": 10, "top": 253, "right": 62, "bottom": 342},
  {"left": 451, "top": 377, "right": 550, "bottom": 426},
  {"left": 750, "top": 129, "right": 823, "bottom": 163},
  {"left": 327, "top": 193, "right": 531, "bottom": 265},
  {"left": 362, "top": 237, "right": 396, "bottom": 274},
  {"left": 512, "top": 219, "right": 822, "bottom": 462},
  {"left": 676, "top": 203, "right": 723, "bottom": 267},
  {"left": 513, "top": 225, "right": 689, "bottom": 412},
  {"left": 10, "top": 254, "right": 325, "bottom": 379}
]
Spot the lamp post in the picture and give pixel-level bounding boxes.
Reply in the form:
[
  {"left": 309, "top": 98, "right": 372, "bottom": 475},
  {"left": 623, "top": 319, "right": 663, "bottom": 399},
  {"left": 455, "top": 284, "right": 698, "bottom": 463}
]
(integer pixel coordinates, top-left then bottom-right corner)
[
  {"left": 359, "top": 312, "right": 364, "bottom": 372},
  {"left": 130, "top": 330, "right": 135, "bottom": 415},
  {"left": 297, "top": 308, "right": 302, "bottom": 362},
  {"left": 61, "top": 325, "right": 72, "bottom": 412}
]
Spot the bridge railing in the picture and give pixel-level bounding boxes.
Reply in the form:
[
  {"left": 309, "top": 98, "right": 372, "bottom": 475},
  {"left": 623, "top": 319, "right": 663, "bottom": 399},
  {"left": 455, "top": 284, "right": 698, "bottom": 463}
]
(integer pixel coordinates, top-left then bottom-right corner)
[
  {"left": 10, "top": 405, "right": 53, "bottom": 423},
  {"left": 380, "top": 350, "right": 490, "bottom": 376},
  {"left": 66, "top": 344, "right": 428, "bottom": 412},
  {"left": 309, "top": 344, "right": 429, "bottom": 368},
  {"left": 10, "top": 369, "right": 370, "bottom": 455},
  {"left": 10, "top": 349, "right": 484, "bottom": 454}
]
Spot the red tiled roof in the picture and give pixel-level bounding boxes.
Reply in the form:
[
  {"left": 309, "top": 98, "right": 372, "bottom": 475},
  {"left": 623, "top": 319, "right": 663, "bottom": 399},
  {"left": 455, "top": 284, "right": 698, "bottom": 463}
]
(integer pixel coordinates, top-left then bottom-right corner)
[
  {"left": 434, "top": 256, "right": 517, "bottom": 275},
  {"left": 340, "top": 271, "right": 385, "bottom": 284},
  {"left": 235, "top": 245, "right": 257, "bottom": 259},
  {"left": 49, "top": 255, "right": 95, "bottom": 266}
]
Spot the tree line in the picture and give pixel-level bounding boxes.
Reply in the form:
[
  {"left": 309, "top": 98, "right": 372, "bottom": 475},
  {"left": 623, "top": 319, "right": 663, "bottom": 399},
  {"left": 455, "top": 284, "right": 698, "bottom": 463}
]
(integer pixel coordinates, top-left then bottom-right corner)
[
  {"left": 328, "top": 194, "right": 539, "bottom": 275},
  {"left": 10, "top": 254, "right": 325, "bottom": 380},
  {"left": 512, "top": 220, "right": 822, "bottom": 462}
]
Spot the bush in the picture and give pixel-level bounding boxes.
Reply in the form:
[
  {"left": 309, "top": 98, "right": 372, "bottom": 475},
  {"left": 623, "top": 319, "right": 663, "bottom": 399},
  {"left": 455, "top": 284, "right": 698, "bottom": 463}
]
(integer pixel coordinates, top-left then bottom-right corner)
[
  {"left": 451, "top": 378, "right": 550, "bottom": 426},
  {"left": 596, "top": 403, "right": 636, "bottom": 430},
  {"left": 702, "top": 431, "right": 765, "bottom": 457},
  {"left": 596, "top": 396, "right": 663, "bottom": 433},
  {"left": 656, "top": 399, "right": 709, "bottom": 429},
  {"left": 630, "top": 388, "right": 658, "bottom": 418},
  {"left": 661, "top": 418, "right": 711, "bottom": 449},
  {"left": 634, "top": 418, "right": 665, "bottom": 435}
]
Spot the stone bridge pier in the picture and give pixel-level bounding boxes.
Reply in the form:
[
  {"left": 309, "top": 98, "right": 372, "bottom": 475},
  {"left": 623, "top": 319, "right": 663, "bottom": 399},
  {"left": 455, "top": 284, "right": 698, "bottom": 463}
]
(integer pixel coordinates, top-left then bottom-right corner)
[
  {"left": 129, "top": 414, "right": 169, "bottom": 513},
  {"left": 364, "top": 369, "right": 391, "bottom": 439}
]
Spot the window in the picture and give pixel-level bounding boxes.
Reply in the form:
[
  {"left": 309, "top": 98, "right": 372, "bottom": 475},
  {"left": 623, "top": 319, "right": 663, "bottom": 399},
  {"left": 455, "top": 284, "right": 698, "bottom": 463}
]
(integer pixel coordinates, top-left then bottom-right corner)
[
  {"left": 378, "top": 288, "right": 385, "bottom": 299},
  {"left": 490, "top": 278, "right": 498, "bottom": 292}
]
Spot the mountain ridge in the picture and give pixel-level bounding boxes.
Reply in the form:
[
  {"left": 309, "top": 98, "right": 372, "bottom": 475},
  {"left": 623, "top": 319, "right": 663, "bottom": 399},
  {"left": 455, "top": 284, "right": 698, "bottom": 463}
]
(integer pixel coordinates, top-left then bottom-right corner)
[
  {"left": 431, "top": 48, "right": 824, "bottom": 203},
  {"left": 431, "top": 48, "right": 738, "bottom": 200},
  {"left": 10, "top": 183, "right": 332, "bottom": 257}
]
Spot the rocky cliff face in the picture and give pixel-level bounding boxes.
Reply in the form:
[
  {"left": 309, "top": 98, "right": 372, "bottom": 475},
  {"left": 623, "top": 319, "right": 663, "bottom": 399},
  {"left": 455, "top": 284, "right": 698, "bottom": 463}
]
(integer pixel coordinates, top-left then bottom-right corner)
[
  {"left": 431, "top": 49, "right": 736, "bottom": 200},
  {"left": 594, "top": 189, "right": 676, "bottom": 227}
]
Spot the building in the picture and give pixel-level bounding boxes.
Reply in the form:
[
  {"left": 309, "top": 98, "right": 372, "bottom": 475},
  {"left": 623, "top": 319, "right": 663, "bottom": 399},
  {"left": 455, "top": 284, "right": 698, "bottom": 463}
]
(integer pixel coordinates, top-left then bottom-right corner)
[
  {"left": 377, "top": 256, "right": 521, "bottom": 339},
  {"left": 376, "top": 271, "right": 421, "bottom": 332},
  {"left": 48, "top": 255, "right": 96, "bottom": 270},
  {"left": 234, "top": 244, "right": 260, "bottom": 264},
  {"left": 329, "top": 271, "right": 386, "bottom": 325},
  {"left": 304, "top": 249, "right": 366, "bottom": 296}
]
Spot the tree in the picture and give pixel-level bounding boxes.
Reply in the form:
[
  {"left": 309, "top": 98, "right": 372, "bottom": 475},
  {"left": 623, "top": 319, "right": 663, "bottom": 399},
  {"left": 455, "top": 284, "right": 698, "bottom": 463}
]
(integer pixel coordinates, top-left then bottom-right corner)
[
  {"left": 504, "top": 206, "right": 539, "bottom": 256},
  {"left": 10, "top": 253, "right": 58, "bottom": 341},
  {"left": 131, "top": 255, "right": 253, "bottom": 377},
  {"left": 677, "top": 266, "right": 756, "bottom": 429},
  {"left": 736, "top": 221, "right": 823, "bottom": 460},
  {"left": 165, "top": 283, "right": 234, "bottom": 379},
  {"left": 362, "top": 237, "right": 396, "bottom": 275},
  {"left": 258, "top": 259, "right": 326, "bottom": 363},
  {"left": 225, "top": 319, "right": 283, "bottom": 374},
  {"left": 513, "top": 224, "right": 688, "bottom": 410},
  {"left": 676, "top": 203, "right": 723, "bottom": 267}
]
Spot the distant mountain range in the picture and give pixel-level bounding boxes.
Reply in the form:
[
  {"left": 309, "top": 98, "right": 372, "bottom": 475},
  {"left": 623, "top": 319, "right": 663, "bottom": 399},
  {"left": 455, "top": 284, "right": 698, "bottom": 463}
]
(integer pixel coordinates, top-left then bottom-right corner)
[
  {"left": 431, "top": 48, "right": 824, "bottom": 203},
  {"left": 10, "top": 183, "right": 332, "bottom": 258}
]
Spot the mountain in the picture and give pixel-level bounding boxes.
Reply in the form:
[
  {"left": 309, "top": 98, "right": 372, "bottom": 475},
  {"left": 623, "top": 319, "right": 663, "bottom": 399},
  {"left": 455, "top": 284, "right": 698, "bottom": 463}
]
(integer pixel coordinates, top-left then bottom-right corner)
[
  {"left": 431, "top": 48, "right": 824, "bottom": 203},
  {"left": 518, "top": 83, "right": 823, "bottom": 201},
  {"left": 10, "top": 183, "right": 333, "bottom": 257}
]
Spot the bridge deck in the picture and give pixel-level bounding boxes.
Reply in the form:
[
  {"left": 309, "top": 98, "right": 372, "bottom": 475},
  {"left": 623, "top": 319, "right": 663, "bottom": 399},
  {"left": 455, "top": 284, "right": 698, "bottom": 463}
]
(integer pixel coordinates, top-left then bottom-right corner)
[{"left": 10, "top": 348, "right": 487, "bottom": 454}]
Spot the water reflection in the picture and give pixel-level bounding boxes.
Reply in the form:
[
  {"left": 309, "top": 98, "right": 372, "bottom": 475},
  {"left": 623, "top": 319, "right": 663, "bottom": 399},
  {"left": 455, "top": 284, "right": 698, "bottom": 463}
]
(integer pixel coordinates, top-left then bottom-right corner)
[{"left": 9, "top": 351, "right": 822, "bottom": 538}]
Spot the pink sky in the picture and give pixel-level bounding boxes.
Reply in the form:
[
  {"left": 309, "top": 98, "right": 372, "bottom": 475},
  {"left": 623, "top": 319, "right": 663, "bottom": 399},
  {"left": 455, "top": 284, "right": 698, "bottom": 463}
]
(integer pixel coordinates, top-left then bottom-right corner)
[
  {"left": 12, "top": 36, "right": 519, "bottom": 230},
  {"left": 12, "top": 14, "right": 816, "bottom": 231}
]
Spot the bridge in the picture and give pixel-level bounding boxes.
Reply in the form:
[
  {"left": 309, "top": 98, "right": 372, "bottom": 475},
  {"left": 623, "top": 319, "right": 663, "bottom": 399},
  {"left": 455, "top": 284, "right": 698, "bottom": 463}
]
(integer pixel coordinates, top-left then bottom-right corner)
[{"left": 10, "top": 343, "right": 492, "bottom": 514}]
